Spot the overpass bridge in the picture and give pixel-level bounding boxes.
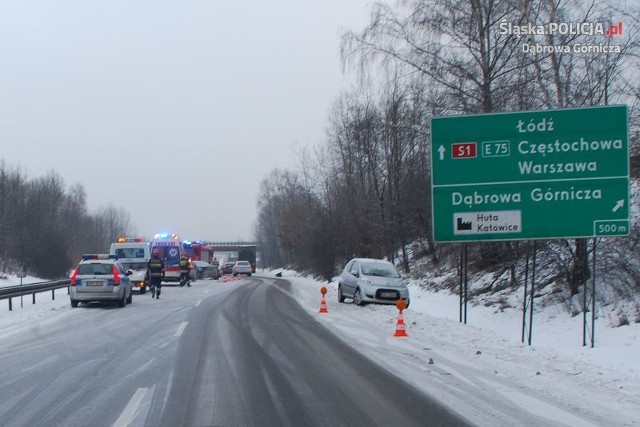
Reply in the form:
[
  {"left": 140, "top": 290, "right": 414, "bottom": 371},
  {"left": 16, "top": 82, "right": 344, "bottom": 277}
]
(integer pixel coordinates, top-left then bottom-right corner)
[{"left": 183, "top": 241, "right": 260, "bottom": 268}]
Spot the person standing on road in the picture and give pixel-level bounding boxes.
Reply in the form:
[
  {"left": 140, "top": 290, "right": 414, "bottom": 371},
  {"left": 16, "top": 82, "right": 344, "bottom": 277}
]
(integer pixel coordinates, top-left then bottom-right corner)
[
  {"left": 211, "top": 257, "right": 220, "bottom": 279},
  {"left": 148, "top": 249, "right": 165, "bottom": 299},
  {"left": 179, "top": 252, "right": 191, "bottom": 287}
]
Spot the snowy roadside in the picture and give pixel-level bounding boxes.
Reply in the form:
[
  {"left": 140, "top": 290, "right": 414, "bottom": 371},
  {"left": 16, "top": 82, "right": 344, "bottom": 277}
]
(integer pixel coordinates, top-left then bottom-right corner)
[
  {"left": 270, "top": 270, "right": 640, "bottom": 427},
  {"left": 0, "top": 275, "right": 72, "bottom": 339},
  {"left": 0, "top": 274, "right": 54, "bottom": 287}
]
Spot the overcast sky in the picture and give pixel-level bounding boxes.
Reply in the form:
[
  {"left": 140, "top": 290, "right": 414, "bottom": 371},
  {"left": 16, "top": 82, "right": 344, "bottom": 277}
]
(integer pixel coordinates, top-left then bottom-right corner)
[{"left": 0, "top": 0, "right": 380, "bottom": 242}]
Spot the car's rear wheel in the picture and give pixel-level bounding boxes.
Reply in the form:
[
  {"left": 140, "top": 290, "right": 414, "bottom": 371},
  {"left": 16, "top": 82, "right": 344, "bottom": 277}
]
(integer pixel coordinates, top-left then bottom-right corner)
[
  {"left": 126, "top": 291, "right": 132, "bottom": 304},
  {"left": 140, "top": 287, "right": 146, "bottom": 294},
  {"left": 118, "top": 293, "right": 126, "bottom": 308},
  {"left": 70, "top": 300, "right": 78, "bottom": 308},
  {"left": 338, "top": 285, "right": 346, "bottom": 303},
  {"left": 353, "top": 288, "right": 365, "bottom": 306}
]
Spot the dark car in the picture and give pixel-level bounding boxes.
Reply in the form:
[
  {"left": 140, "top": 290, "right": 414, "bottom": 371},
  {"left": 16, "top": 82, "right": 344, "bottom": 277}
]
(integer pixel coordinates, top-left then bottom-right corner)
[
  {"left": 192, "top": 260, "right": 219, "bottom": 280},
  {"left": 220, "top": 261, "right": 235, "bottom": 275}
]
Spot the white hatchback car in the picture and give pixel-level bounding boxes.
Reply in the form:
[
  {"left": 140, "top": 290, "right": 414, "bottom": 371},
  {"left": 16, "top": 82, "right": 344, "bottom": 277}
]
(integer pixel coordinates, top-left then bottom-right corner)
[
  {"left": 337, "top": 258, "right": 410, "bottom": 307},
  {"left": 69, "top": 254, "right": 133, "bottom": 308}
]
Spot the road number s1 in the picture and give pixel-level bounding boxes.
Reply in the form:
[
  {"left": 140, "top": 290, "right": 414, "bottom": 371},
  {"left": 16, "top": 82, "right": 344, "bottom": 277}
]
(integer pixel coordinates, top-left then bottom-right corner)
[{"left": 452, "top": 142, "right": 477, "bottom": 158}]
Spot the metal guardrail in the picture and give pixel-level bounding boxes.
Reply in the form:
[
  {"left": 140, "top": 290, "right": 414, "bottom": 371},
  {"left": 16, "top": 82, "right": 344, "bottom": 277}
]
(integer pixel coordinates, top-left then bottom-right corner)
[{"left": 0, "top": 280, "right": 70, "bottom": 311}]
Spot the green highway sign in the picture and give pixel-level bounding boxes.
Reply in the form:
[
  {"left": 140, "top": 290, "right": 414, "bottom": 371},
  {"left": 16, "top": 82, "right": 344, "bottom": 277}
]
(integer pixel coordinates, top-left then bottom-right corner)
[{"left": 431, "top": 105, "right": 629, "bottom": 242}]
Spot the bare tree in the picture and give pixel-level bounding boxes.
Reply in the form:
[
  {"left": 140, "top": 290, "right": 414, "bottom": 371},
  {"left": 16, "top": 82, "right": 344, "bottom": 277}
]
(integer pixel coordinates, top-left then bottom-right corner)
[
  {"left": 526, "top": 0, "right": 640, "bottom": 294},
  {"left": 0, "top": 159, "right": 138, "bottom": 278},
  {"left": 0, "top": 161, "right": 27, "bottom": 273},
  {"left": 93, "top": 205, "right": 135, "bottom": 252},
  {"left": 255, "top": 169, "right": 300, "bottom": 268},
  {"left": 339, "top": 0, "right": 639, "bottom": 294},
  {"left": 341, "top": 0, "right": 527, "bottom": 114}
]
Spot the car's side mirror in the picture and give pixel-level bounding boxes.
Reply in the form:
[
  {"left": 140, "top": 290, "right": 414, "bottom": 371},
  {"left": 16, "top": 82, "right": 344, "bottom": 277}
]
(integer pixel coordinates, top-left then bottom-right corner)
[{"left": 352, "top": 272, "right": 359, "bottom": 278}]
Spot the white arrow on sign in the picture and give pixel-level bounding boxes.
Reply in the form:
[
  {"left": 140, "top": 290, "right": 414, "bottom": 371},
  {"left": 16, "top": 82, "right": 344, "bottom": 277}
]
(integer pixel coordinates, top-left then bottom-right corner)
[
  {"left": 612, "top": 199, "right": 624, "bottom": 212},
  {"left": 438, "top": 145, "right": 446, "bottom": 160}
]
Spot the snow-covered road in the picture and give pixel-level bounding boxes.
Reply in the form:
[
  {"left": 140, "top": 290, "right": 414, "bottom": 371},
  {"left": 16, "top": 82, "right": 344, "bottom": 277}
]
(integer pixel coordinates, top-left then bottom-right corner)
[{"left": 1, "top": 272, "right": 638, "bottom": 426}]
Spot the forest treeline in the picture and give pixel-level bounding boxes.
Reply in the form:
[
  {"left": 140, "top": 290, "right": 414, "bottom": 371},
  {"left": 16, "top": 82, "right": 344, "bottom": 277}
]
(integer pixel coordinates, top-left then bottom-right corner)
[
  {"left": 254, "top": 0, "right": 640, "bottom": 300},
  {"left": 0, "top": 161, "right": 134, "bottom": 278}
]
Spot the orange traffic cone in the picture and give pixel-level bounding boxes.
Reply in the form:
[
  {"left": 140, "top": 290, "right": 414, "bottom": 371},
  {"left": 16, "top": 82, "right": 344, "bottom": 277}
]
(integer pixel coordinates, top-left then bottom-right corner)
[
  {"left": 394, "top": 299, "right": 408, "bottom": 337},
  {"left": 319, "top": 286, "right": 328, "bottom": 313},
  {"left": 394, "top": 311, "right": 408, "bottom": 337},
  {"left": 319, "top": 296, "right": 328, "bottom": 313},
  {"left": 223, "top": 275, "right": 227, "bottom": 283}
]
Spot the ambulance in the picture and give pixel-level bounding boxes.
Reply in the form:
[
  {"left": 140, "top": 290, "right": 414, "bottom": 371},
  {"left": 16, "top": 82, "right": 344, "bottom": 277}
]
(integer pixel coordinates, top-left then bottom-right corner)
[{"left": 149, "top": 233, "right": 183, "bottom": 283}]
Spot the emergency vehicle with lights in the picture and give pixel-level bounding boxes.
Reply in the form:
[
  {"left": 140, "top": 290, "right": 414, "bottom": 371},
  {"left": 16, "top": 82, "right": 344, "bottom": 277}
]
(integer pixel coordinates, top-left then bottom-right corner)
[
  {"left": 69, "top": 254, "right": 133, "bottom": 308},
  {"left": 150, "top": 233, "right": 184, "bottom": 282},
  {"left": 109, "top": 237, "right": 151, "bottom": 294}
]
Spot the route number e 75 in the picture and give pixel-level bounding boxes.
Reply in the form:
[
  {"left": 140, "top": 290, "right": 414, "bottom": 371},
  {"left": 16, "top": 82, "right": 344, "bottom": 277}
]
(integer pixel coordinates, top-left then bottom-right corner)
[{"left": 482, "top": 141, "right": 510, "bottom": 157}]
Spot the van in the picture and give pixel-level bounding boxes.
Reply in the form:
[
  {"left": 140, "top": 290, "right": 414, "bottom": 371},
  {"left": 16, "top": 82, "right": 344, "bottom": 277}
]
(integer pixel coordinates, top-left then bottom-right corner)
[{"left": 109, "top": 239, "right": 151, "bottom": 294}]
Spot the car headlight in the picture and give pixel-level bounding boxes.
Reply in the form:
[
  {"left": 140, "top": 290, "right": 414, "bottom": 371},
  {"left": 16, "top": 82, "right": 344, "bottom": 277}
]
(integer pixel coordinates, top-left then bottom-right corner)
[{"left": 361, "top": 278, "right": 374, "bottom": 285}]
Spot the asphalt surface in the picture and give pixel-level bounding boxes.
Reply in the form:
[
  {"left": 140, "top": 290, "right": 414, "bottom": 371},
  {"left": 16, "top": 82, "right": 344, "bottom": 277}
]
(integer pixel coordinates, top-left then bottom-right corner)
[{"left": 0, "top": 276, "right": 472, "bottom": 427}]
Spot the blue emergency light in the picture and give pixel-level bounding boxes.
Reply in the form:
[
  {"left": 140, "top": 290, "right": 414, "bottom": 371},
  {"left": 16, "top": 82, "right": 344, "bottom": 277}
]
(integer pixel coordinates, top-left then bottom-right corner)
[{"left": 82, "top": 254, "right": 118, "bottom": 261}]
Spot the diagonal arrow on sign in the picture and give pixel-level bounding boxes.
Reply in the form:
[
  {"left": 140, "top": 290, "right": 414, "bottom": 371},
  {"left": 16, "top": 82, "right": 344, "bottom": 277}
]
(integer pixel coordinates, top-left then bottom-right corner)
[{"left": 612, "top": 199, "right": 624, "bottom": 212}]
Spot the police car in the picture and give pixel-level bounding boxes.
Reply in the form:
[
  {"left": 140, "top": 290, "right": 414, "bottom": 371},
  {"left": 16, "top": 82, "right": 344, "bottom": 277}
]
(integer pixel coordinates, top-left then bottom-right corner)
[{"left": 69, "top": 254, "right": 133, "bottom": 308}]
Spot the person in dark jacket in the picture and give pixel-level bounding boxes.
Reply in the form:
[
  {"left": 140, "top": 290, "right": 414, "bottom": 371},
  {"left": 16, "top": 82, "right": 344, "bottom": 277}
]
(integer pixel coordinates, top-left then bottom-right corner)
[
  {"left": 179, "top": 253, "right": 191, "bottom": 287},
  {"left": 148, "top": 249, "right": 165, "bottom": 299}
]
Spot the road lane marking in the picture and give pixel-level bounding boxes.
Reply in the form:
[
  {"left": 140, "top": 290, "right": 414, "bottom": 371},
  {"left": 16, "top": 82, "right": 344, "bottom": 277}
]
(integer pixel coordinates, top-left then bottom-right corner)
[
  {"left": 175, "top": 321, "right": 188, "bottom": 337},
  {"left": 112, "top": 387, "right": 147, "bottom": 427},
  {"left": 195, "top": 299, "right": 202, "bottom": 306}
]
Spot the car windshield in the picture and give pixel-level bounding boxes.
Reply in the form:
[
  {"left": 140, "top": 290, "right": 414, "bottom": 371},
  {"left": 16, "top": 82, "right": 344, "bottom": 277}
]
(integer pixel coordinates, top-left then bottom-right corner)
[
  {"left": 237, "top": 262, "right": 249, "bottom": 266},
  {"left": 115, "top": 247, "right": 146, "bottom": 259},
  {"left": 360, "top": 262, "right": 401, "bottom": 278},
  {"left": 78, "top": 263, "right": 113, "bottom": 275},
  {"left": 123, "top": 262, "right": 146, "bottom": 270}
]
